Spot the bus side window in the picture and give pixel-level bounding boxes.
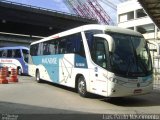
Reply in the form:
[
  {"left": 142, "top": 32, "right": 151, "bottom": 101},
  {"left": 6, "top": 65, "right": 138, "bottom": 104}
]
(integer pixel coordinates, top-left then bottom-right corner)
[
  {"left": 66, "top": 36, "right": 74, "bottom": 54},
  {"left": 43, "top": 42, "right": 51, "bottom": 55},
  {"left": 14, "top": 49, "right": 21, "bottom": 58},
  {"left": 0, "top": 50, "right": 2, "bottom": 57},
  {"left": 85, "top": 32, "right": 94, "bottom": 52},
  {"left": 85, "top": 30, "right": 103, "bottom": 52},
  {"left": 31, "top": 44, "right": 39, "bottom": 56},
  {"left": 12, "top": 50, "right": 16, "bottom": 57},
  {"left": 66, "top": 41, "right": 72, "bottom": 53},
  {"left": 69, "top": 33, "right": 85, "bottom": 57},
  {"left": 92, "top": 38, "right": 109, "bottom": 69},
  {"left": 1, "top": 50, "right": 7, "bottom": 58},
  {"left": 7, "top": 49, "right": 12, "bottom": 58},
  {"left": 47, "top": 40, "right": 56, "bottom": 55},
  {"left": 59, "top": 39, "right": 66, "bottom": 54},
  {"left": 54, "top": 41, "right": 59, "bottom": 54},
  {"left": 37, "top": 43, "right": 43, "bottom": 56},
  {"left": 22, "top": 49, "right": 29, "bottom": 63}
]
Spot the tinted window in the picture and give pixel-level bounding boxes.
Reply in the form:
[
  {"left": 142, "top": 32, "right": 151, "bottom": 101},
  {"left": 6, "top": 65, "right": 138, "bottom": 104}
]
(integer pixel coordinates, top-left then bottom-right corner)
[
  {"left": 1, "top": 50, "right": 7, "bottom": 58},
  {"left": 85, "top": 30, "right": 103, "bottom": 52},
  {"left": 30, "top": 33, "right": 86, "bottom": 57},
  {"left": 0, "top": 49, "right": 22, "bottom": 58},
  {"left": 7, "top": 50, "right": 12, "bottom": 58},
  {"left": 13, "top": 49, "right": 21, "bottom": 58},
  {"left": 0, "top": 50, "right": 3, "bottom": 57},
  {"left": 91, "top": 37, "right": 109, "bottom": 69},
  {"left": 22, "top": 49, "right": 29, "bottom": 63},
  {"left": 30, "top": 44, "right": 39, "bottom": 56}
]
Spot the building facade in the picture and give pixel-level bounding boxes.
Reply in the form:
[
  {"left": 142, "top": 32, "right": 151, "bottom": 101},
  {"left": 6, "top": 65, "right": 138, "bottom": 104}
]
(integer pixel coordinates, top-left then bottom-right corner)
[{"left": 117, "top": 0, "right": 160, "bottom": 41}]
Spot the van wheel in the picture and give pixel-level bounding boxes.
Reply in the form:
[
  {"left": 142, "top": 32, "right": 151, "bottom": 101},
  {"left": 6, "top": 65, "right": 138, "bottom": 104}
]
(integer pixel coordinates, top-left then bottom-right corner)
[
  {"left": 77, "top": 76, "right": 88, "bottom": 97},
  {"left": 36, "top": 70, "right": 41, "bottom": 83}
]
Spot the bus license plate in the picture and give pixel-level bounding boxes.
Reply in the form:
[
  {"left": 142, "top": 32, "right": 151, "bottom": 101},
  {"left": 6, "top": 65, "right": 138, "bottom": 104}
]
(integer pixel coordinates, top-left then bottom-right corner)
[{"left": 134, "top": 89, "right": 142, "bottom": 94}]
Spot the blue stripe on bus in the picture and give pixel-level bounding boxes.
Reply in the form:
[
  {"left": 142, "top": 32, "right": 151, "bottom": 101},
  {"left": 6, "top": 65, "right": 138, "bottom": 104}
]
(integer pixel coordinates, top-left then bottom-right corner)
[
  {"left": 32, "top": 54, "right": 88, "bottom": 83},
  {"left": 74, "top": 55, "right": 88, "bottom": 68},
  {"left": 18, "top": 58, "right": 28, "bottom": 74},
  {"left": 32, "top": 55, "right": 64, "bottom": 83}
]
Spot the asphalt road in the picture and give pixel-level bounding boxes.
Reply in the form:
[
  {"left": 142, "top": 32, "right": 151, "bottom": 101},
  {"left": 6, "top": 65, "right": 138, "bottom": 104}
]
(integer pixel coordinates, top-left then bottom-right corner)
[{"left": 0, "top": 76, "right": 160, "bottom": 119}]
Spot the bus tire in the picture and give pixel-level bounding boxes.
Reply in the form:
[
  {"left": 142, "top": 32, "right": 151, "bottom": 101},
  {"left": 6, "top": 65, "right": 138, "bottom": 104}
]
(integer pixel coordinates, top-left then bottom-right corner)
[
  {"left": 17, "top": 67, "right": 22, "bottom": 75},
  {"left": 77, "top": 76, "right": 88, "bottom": 97},
  {"left": 36, "top": 70, "right": 41, "bottom": 83}
]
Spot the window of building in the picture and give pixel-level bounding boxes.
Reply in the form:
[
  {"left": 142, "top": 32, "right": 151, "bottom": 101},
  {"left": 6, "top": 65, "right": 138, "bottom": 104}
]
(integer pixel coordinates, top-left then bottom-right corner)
[
  {"left": 119, "top": 11, "right": 134, "bottom": 22},
  {"left": 136, "top": 9, "right": 147, "bottom": 18},
  {"left": 136, "top": 24, "right": 155, "bottom": 34}
]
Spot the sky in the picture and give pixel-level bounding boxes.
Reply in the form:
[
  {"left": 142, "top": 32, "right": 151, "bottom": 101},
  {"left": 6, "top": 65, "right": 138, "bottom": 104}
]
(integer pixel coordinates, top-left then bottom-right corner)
[
  {"left": 8, "top": 0, "right": 70, "bottom": 12},
  {"left": 8, "top": 0, "right": 124, "bottom": 24}
]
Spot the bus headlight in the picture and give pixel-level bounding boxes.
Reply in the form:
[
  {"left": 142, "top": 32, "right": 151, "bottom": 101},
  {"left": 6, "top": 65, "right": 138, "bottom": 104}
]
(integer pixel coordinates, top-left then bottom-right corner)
[
  {"left": 112, "top": 78, "right": 118, "bottom": 83},
  {"left": 109, "top": 77, "right": 126, "bottom": 85},
  {"left": 109, "top": 77, "right": 118, "bottom": 83}
]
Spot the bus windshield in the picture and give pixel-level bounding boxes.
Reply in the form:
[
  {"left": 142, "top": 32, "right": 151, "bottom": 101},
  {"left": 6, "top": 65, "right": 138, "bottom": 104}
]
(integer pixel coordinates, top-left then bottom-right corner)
[{"left": 108, "top": 33, "right": 152, "bottom": 77}]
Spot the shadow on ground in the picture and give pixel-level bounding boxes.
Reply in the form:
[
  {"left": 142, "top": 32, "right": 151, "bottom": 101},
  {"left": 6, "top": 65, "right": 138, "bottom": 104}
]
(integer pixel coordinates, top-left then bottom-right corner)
[
  {"left": 0, "top": 101, "right": 82, "bottom": 114},
  {"left": 0, "top": 101, "right": 102, "bottom": 120}
]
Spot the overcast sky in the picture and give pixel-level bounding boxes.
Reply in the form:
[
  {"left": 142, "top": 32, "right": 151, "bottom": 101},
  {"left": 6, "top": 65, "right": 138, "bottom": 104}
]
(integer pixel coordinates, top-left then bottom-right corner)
[
  {"left": 8, "top": 0, "right": 124, "bottom": 24},
  {"left": 9, "top": 0, "right": 70, "bottom": 12}
]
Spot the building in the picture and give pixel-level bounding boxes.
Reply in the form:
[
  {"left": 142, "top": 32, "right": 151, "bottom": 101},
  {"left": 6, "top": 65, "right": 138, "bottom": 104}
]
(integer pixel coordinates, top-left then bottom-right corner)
[{"left": 117, "top": 0, "right": 160, "bottom": 41}]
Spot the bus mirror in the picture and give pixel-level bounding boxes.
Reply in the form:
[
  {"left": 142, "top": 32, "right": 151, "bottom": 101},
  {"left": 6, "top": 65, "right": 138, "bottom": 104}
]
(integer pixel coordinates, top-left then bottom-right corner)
[{"left": 94, "top": 34, "right": 115, "bottom": 52}]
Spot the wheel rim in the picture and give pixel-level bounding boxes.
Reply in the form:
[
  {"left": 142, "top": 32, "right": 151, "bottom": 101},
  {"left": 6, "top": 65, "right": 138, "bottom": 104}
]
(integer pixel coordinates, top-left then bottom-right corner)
[
  {"left": 36, "top": 71, "right": 40, "bottom": 81},
  {"left": 18, "top": 68, "right": 22, "bottom": 75},
  {"left": 78, "top": 79, "right": 85, "bottom": 95}
]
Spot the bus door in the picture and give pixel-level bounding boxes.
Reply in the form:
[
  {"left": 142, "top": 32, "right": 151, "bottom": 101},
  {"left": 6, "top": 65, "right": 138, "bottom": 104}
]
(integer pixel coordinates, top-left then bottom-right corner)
[{"left": 89, "top": 35, "right": 110, "bottom": 95}]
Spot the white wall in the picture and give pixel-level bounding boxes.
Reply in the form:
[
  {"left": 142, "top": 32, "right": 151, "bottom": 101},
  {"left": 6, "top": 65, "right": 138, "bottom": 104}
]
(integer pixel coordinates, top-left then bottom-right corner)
[
  {"left": 117, "top": 0, "right": 141, "bottom": 15},
  {"left": 118, "top": 17, "right": 153, "bottom": 28}
]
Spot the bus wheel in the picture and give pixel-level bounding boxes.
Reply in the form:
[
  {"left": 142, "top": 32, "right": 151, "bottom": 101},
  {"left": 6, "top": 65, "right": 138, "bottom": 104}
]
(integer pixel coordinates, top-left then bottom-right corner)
[
  {"left": 78, "top": 76, "right": 88, "bottom": 97},
  {"left": 36, "top": 70, "right": 41, "bottom": 83},
  {"left": 17, "top": 67, "right": 22, "bottom": 75}
]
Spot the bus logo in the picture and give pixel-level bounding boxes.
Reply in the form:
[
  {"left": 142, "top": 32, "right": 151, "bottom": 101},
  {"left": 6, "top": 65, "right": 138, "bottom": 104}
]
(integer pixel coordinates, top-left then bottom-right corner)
[{"left": 42, "top": 58, "right": 57, "bottom": 64}]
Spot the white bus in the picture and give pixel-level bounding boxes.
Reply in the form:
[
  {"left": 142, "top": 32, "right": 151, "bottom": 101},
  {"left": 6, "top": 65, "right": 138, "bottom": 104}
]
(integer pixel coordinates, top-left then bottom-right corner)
[
  {"left": 29, "top": 24, "right": 153, "bottom": 97},
  {"left": 0, "top": 46, "right": 29, "bottom": 75}
]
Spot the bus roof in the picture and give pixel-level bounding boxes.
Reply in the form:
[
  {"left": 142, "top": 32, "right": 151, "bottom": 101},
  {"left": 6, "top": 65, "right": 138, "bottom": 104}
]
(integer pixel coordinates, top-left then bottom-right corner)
[
  {"left": 0, "top": 46, "right": 29, "bottom": 50},
  {"left": 31, "top": 24, "right": 143, "bottom": 45}
]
